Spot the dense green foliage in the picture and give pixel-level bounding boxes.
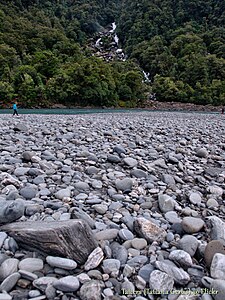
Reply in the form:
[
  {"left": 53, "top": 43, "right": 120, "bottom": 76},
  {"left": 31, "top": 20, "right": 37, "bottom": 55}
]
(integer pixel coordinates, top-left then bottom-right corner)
[{"left": 0, "top": 0, "right": 224, "bottom": 107}]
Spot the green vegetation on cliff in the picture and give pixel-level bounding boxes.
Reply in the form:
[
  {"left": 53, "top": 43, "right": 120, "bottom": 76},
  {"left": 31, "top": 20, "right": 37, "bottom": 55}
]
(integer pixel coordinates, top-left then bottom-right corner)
[{"left": 0, "top": 0, "right": 224, "bottom": 107}]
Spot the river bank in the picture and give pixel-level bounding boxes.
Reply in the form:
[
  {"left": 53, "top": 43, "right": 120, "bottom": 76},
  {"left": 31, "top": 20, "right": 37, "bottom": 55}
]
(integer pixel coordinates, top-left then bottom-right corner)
[{"left": 0, "top": 111, "right": 225, "bottom": 299}]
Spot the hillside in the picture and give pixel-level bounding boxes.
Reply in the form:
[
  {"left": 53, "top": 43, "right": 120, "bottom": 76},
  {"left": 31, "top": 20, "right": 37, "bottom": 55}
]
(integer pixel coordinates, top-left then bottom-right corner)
[{"left": 0, "top": 0, "right": 224, "bottom": 108}]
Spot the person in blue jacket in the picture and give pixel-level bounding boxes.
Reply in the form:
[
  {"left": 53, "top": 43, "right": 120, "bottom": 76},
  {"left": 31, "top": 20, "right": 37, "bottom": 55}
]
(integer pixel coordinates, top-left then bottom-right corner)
[{"left": 12, "top": 101, "right": 19, "bottom": 116}]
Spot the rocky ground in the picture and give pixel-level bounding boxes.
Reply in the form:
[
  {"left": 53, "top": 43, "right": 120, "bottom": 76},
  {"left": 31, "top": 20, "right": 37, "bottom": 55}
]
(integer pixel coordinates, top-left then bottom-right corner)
[{"left": 0, "top": 111, "right": 225, "bottom": 300}]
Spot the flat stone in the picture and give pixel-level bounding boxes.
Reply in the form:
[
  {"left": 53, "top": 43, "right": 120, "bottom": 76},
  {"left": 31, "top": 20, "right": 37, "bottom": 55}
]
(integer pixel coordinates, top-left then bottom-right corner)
[
  {"left": 0, "top": 258, "right": 19, "bottom": 281},
  {"left": 0, "top": 272, "right": 21, "bottom": 292},
  {"left": 53, "top": 276, "right": 80, "bottom": 292},
  {"left": 19, "top": 187, "right": 37, "bottom": 199},
  {"left": 19, "top": 258, "right": 43, "bottom": 272},
  {"left": 95, "top": 229, "right": 119, "bottom": 240},
  {"left": 46, "top": 256, "right": 77, "bottom": 270}
]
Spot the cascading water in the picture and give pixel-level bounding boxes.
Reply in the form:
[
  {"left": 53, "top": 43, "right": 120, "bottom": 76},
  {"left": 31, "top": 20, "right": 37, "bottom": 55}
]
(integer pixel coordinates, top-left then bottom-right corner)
[{"left": 142, "top": 71, "right": 151, "bottom": 83}]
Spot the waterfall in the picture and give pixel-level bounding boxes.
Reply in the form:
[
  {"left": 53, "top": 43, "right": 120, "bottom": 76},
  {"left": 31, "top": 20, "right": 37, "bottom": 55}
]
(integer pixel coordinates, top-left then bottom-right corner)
[
  {"left": 142, "top": 71, "right": 151, "bottom": 83},
  {"left": 95, "top": 38, "right": 101, "bottom": 47},
  {"left": 110, "top": 22, "right": 117, "bottom": 33},
  {"left": 114, "top": 34, "right": 119, "bottom": 45}
]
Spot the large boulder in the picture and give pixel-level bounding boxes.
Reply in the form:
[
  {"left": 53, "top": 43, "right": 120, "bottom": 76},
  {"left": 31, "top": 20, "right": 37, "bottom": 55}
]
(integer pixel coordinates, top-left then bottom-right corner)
[{"left": 0, "top": 220, "right": 97, "bottom": 264}]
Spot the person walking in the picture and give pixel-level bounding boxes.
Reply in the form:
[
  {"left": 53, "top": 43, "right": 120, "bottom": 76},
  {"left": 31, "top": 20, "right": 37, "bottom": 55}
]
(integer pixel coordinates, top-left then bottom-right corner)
[{"left": 12, "top": 101, "right": 19, "bottom": 116}]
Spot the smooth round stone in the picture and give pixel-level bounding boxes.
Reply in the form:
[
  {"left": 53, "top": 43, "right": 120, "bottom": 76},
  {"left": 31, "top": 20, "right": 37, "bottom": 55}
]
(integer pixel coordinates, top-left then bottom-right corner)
[
  {"left": 0, "top": 272, "right": 21, "bottom": 292},
  {"left": 107, "top": 154, "right": 121, "bottom": 163},
  {"left": 19, "top": 258, "right": 43, "bottom": 272},
  {"left": 166, "top": 232, "right": 174, "bottom": 242},
  {"left": 118, "top": 229, "right": 134, "bottom": 241},
  {"left": 123, "top": 157, "right": 137, "bottom": 168},
  {"left": 196, "top": 148, "right": 208, "bottom": 158},
  {"left": 46, "top": 256, "right": 77, "bottom": 270},
  {"left": 113, "top": 145, "right": 126, "bottom": 155},
  {"left": 165, "top": 211, "right": 181, "bottom": 223},
  {"left": 115, "top": 178, "right": 133, "bottom": 192},
  {"left": 74, "top": 181, "right": 89, "bottom": 191},
  {"left": 91, "top": 180, "right": 103, "bottom": 189},
  {"left": 130, "top": 169, "right": 147, "bottom": 178},
  {"left": 19, "top": 187, "right": 37, "bottom": 199},
  {"left": 182, "top": 217, "right": 205, "bottom": 233},
  {"left": 14, "top": 167, "right": 30, "bottom": 177},
  {"left": 53, "top": 276, "right": 80, "bottom": 292},
  {"left": 0, "top": 258, "right": 19, "bottom": 281},
  {"left": 95, "top": 229, "right": 119, "bottom": 240},
  {"left": 55, "top": 188, "right": 71, "bottom": 200},
  {"left": 93, "top": 204, "right": 108, "bottom": 214},
  {"left": 28, "top": 290, "right": 41, "bottom": 298},
  {"left": 131, "top": 238, "right": 147, "bottom": 250},
  {"left": 189, "top": 192, "right": 202, "bottom": 204},
  {"left": 178, "top": 235, "right": 198, "bottom": 256},
  {"left": 206, "top": 198, "right": 219, "bottom": 208},
  {"left": 204, "top": 240, "right": 225, "bottom": 267}
]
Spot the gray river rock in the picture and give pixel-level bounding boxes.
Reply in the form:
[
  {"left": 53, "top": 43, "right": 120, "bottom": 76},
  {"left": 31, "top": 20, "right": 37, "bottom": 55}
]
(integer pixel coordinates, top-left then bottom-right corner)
[{"left": 0, "top": 111, "right": 224, "bottom": 299}]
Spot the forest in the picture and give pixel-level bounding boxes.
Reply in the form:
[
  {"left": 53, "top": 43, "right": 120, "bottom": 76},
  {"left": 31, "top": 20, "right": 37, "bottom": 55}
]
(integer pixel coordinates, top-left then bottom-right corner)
[{"left": 0, "top": 0, "right": 224, "bottom": 107}]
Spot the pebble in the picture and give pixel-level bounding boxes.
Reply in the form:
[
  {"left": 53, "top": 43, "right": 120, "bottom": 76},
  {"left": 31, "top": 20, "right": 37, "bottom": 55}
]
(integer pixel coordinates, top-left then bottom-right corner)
[
  {"left": 181, "top": 217, "right": 205, "bottom": 233},
  {"left": 18, "top": 258, "right": 43, "bottom": 272},
  {"left": 46, "top": 256, "right": 77, "bottom": 270},
  {"left": 53, "top": 276, "right": 80, "bottom": 292}
]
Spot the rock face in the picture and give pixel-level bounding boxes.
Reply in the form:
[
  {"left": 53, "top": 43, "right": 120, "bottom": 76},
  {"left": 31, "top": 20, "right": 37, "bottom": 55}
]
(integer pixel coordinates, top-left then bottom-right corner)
[
  {"left": 0, "top": 220, "right": 97, "bottom": 264},
  {"left": 0, "top": 200, "right": 25, "bottom": 224}
]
